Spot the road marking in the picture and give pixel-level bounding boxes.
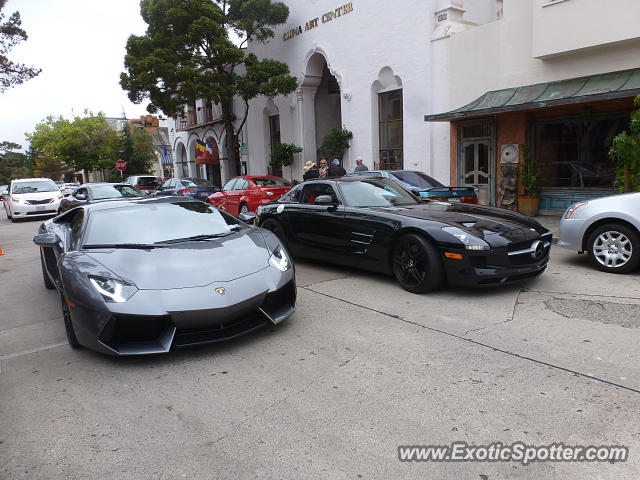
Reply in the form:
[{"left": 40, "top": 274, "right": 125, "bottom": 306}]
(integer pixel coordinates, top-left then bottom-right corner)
[{"left": 0, "top": 342, "right": 68, "bottom": 365}]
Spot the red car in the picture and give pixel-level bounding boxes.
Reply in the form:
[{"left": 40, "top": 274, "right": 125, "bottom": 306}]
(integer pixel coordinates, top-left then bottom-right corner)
[{"left": 207, "top": 175, "right": 292, "bottom": 216}]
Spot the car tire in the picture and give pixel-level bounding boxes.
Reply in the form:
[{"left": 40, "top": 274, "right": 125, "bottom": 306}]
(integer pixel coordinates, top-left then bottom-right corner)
[
  {"left": 586, "top": 223, "right": 640, "bottom": 274},
  {"left": 261, "top": 219, "right": 288, "bottom": 248},
  {"left": 60, "top": 293, "right": 81, "bottom": 349},
  {"left": 239, "top": 203, "right": 249, "bottom": 215},
  {"left": 41, "top": 253, "right": 56, "bottom": 290},
  {"left": 391, "top": 233, "right": 444, "bottom": 293}
]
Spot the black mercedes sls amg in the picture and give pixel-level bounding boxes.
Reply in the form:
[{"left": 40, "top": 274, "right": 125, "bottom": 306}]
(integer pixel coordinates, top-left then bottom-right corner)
[{"left": 256, "top": 177, "right": 551, "bottom": 293}]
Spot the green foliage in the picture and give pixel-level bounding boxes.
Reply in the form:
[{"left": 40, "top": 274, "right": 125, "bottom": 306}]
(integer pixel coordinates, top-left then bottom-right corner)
[
  {"left": 0, "top": 0, "right": 41, "bottom": 92},
  {"left": 270, "top": 143, "right": 302, "bottom": 169},
  {"left": 120, "top": 0, "right": 298, "bottom": 172},
  {"left": 26, "top": 111, "right": 120, "bottom": 173},
  {"left": 609, "top": 95, "right": 640, "bottom": 192},
  {"left": 0, "top": 141, "right": 33, "bottom": 183},
  {"left": 34, "top": 154, "right": 65, "bottom": 180},
  {"left": 319, "top": 128, "right": 353, "bottom": 161},
  {"left": 520, "top": 144, "right": 539, "bottom": 197},
  {"left": 108, "top": 125, "right": 156, "bottom": 181}
]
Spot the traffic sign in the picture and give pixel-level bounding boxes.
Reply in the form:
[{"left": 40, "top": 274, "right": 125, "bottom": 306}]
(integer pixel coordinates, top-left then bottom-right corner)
[{"left": 115, "top": 160, "right": 127, "bottom": 171}]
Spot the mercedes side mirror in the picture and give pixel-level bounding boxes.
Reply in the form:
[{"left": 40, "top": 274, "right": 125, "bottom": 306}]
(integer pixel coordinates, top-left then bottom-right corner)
[
  {"left": 33, "top": 233, "right": 61, "bottom": 247},
  {"left": 314, "top": 195, "right": 334, "bottom": 205},
  {"left": 239, "top": 212, "right": 256, "bottom": 225}
]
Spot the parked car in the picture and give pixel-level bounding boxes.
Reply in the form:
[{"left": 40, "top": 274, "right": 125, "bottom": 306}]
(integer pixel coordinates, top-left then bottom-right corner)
[
  {"left": 59, "top": 182, "right": 80, "bottom": 196},
  {"left": 256, "top": 177, "right": 550, "bottom": 293},
  {"left": 558, "top": 192, "right": 640, "bottom": 273},
  {"left": 33, "top": 196, "right": 296, "bottom": 355},
  {"left": 154, "top": 177, "right": 220, "bottom": 200},
  {"left": 58, "top": 183, "right": 146, "bottom": 213},
  {"left": 124, "top": 175, "right": 160, "bottom": 194},
  {"left": 350, "top": 170, "right": 477, "bottom": 203},
  {"left": 3, "top": 178, "right": 63, "bottom": 222},
  {"left": 208, "top": 175, "right": 292, "bottom": 216}
]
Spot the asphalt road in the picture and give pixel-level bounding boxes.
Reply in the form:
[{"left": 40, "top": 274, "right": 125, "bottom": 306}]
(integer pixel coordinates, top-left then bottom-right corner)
[{"left": 1, "top": 214, "right": 640, "bottom": 480}]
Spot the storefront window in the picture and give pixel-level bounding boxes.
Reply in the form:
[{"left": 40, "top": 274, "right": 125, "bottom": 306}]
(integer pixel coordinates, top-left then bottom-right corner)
[
  {"left": 379, "top": 89, "right": 403, "bottom": 170},
  {"left": 532, "top": 115, "right": 629, "bottom": 189}
]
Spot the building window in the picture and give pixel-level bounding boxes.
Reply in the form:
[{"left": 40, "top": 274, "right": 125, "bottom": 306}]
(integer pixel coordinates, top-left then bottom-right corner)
[
  {"left": 268, "top": 115, "right": 282, "bottom": 177},
  {"left": 379, "top": 89, "right": 403, "bottom": 170},
  {"left": 532, "top": 114, "right": 629, "bottom": 189}
]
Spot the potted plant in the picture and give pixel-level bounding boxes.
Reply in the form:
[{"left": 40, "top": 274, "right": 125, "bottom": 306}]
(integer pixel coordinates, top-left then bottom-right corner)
[
  {"left": 319, "top": 127, "right": 353, "bottom": 161},
  {"left": 270, "top": 143, "right": 302, "bottom": 180},
  {"left": 609, "top": 94, "right": 640, "bottom": 192},
  {"left": 518, "top": 144, "right": 540, "bottom": 216}
]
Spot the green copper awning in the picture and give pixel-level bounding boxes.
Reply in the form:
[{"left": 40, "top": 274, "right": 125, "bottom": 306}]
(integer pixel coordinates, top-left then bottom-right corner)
[{"left": 424, "top": 69, "right": 640, "bottom": 122}]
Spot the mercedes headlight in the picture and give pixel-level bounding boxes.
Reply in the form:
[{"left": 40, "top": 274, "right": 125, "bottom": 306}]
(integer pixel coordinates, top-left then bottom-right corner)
[
  {"left": 89, "top": 275, "right": 137, "bottom": 303},
  {"left": 442, "top": 226, "right": 490, "bottom": 251},
  {"left": 269, "top": 245, "right": 291, "bottom": 272}
]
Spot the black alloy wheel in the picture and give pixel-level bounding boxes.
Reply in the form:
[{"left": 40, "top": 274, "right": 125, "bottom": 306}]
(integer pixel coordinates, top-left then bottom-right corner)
[
  {"left": 391, "top": 233, "right": 444, "bottom": 293},
  {"left": 61, "top": 294, "right": 81, "bottom": 349}
]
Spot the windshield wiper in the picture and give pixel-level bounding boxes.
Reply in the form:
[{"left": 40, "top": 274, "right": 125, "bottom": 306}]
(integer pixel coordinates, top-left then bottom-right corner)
[
  {"left": 83, "top": 243, "right": 166, "bottom": 249},
  {"left": 155, "top": 233, "right": 232, "bottom": 244}
]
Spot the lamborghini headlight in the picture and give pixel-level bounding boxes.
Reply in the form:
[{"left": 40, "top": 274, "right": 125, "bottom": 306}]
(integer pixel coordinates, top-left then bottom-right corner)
[
  {"left": 441, "top": 226, "right": 490, "bottom": 251},
  {"left": 89, "top": 275, "right": 137, "bottom": 303},
  {"left": 269, "top": 245, "right": 291, "bottom": 272}
]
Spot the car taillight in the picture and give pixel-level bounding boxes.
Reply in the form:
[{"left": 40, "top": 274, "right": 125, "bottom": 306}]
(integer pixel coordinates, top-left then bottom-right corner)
[
  {"left": 180, "top": 188, "right": 196, "bottom": 194},
  {"left": 461, "top": 196, "right": 477, "bottom": 204}
]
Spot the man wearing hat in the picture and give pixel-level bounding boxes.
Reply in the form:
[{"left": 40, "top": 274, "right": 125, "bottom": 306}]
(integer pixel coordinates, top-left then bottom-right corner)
[
  {"left": 303, "top": 161, "right": 319, "bottom": 180},
  {"left": 328, "top": 158, "right": 347, "bottom": 177}
]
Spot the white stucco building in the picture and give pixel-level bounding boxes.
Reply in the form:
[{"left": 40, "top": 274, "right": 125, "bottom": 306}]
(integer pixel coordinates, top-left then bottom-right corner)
[
  {"left": 246, "top": 0, "right": 503, "bottom": 183},
  {"left": 170, "top": 0, "right": 640, "bottom": 215}
]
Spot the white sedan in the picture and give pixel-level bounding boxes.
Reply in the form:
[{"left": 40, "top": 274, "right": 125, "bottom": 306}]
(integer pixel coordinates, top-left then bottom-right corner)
[
  {"left": 559, "top": 192, "right": 640, "bottom": 273},
  {"left": 3, "top": 178, "right": 64, "bottom": 222}
]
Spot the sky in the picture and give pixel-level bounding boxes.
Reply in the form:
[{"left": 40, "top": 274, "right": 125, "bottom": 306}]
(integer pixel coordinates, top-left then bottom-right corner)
[{"left": 0, "top": 0, "right": 152, "bottom": 150}]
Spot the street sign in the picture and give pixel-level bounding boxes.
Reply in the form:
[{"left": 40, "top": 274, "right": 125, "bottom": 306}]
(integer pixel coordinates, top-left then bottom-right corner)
[{"left": 115, "top": 160, "right": 127, "bottom": 171}]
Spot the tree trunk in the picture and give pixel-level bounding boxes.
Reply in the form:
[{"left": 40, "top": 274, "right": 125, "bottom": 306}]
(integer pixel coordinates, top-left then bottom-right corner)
[{"left": 221, "top": 100, "right": 238, "bottom": 178}]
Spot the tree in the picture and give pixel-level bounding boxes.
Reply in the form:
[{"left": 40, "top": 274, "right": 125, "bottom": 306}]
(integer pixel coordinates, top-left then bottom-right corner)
[
  {"left": 27, "top": 111, "right": 120, "bottom": 173},
  {"left": 0, "top": 0, "right": 41, "bottom": 92},
  {"left": 270, "top": 142, "right": 301, "bottom": 179},
  {"left": 609, "top": 95, "right": 640, "bottom": 192},
  {"left": 106, "top": 124, "right": 156, "bottom": 181},
  {"left": 120, "top": 0, "right": 298, "bottom": 177},
  {"left": 0, "top": 141, "right": 33, "bottom": 183},
  {"left": 33, "top": 154, "right": 64, "bottom": 180}
]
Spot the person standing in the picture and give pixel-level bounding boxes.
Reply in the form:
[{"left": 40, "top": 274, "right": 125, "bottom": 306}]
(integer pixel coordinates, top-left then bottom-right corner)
[
  {"left": 353, "top": 156, "right": 369, "bottom": 172},
  {"left": 318, "top": 158, "right": 330, "bottom": 178},
  {"left": 303, "top": 161, "right": 319, "bottom": 180},
  {"left": 328, "top": 158, "right": 347, "bottom": 177}
]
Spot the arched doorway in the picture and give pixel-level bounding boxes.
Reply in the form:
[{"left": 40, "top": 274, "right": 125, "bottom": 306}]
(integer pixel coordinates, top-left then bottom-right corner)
[
  {"left": 175, "top": 142, "right": 188, "bottom": 178},
  {"left": 372, "top": 67, "right": 403, "bottom": 170},
  {"left": 304, "top": 53, "right": 342, "bottom": 162}
]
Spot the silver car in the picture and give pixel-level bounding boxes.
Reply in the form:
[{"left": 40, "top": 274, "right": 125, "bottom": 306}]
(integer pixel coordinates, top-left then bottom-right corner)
[{"left": 558, "top": 193, "right": 640, "bottom": 273}]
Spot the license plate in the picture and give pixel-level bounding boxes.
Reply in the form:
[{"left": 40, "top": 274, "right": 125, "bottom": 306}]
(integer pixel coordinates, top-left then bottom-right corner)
[
  {"left": 200, "top": 192, "right": 209, "bottom": 198},
  {"left": 36, "top": 205, "right": 46, "bottom": 211},
  {"left": 448, "top": 197, "right": 460, "bottom": 202}
]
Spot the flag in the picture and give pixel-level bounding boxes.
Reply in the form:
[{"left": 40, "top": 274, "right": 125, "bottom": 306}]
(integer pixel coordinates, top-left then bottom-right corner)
[{"left": 196, "top": 138, "right": 219, "bottom": 164}]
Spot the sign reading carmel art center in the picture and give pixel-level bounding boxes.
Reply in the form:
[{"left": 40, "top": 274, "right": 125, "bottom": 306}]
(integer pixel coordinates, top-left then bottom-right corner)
[{"left": 283, "top": 2, "right": 354, "bottom": 41}]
